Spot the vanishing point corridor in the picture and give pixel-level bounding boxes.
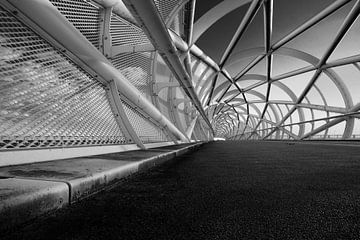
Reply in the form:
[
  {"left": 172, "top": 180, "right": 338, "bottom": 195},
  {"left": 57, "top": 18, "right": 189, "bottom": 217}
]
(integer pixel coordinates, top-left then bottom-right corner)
[{"left": 5, "top": 141, "right": 360, "bottom": 240}]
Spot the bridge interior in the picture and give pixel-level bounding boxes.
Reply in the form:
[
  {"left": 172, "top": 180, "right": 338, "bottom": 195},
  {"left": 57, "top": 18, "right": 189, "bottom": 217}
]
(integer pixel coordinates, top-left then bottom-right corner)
[
  {"left": 1, "top": 0, "right": 360, "bottom": 238},
  {"left": 4, "top": 141, "right": 360, "bottom": 239}
]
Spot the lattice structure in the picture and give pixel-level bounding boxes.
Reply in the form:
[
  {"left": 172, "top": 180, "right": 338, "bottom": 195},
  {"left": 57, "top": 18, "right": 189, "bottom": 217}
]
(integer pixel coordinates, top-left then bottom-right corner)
[
  {"left": 50, "top": 0, "right": 101, "bottom": 48},
  {"left": 110, "top": 14, "right": 150, "bottom": 46},
  {"left": 154, "top": 0, "right": 180, "bottom": 22},
  {"left": 112, "top": 52, "right": 152, "bottom": 98},
  {"left": 0, "top": 6, "right": 125, "bottom": 150},
  {"left": 193, "top": 0, "right": 360, "bottom": 140},
  {"left": 10, "top": 0, "right": 360, "bottom": 163},
  {"left": 0, "top": 0, "right": 210, "bottom": 166},
  {"left": 121, "top": 100, "right": 169, "bottom": 143}
]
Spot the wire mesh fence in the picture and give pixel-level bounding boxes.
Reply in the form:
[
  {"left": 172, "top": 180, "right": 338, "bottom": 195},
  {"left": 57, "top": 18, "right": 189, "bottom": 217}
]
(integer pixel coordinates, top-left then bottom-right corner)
[
  {"left": 0, "top": 6, "right": 126, "bottom": 150},
  {"left": 0, "top": 0, "right": 203, "bottom": 162}
]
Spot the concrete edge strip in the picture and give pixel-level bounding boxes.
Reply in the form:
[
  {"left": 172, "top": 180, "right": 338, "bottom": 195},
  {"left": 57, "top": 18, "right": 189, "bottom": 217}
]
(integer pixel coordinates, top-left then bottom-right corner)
[
  {"left": 0, "top": 176, "right": 73, "bottom": 204},
  {"left": 0, "top": 143, "right": 204, "bottom": 231},
  {"left": 0, "top": 178, "right": 70, "bottom": 232},
  {"left": 68, "top": 143, "right": 203, "bottom": 202}
]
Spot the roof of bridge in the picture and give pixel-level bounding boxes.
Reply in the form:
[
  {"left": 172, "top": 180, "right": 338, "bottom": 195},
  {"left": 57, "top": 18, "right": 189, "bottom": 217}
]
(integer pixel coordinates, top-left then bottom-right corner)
[{"left": 193, "top": 0, "right": 360, "bottom": 139}]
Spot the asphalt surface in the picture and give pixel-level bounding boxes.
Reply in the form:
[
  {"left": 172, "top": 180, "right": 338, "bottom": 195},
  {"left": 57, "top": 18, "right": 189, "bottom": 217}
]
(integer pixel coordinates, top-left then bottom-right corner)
[{"left": 5, "top": 141, "right": 360, "bottom": 239}]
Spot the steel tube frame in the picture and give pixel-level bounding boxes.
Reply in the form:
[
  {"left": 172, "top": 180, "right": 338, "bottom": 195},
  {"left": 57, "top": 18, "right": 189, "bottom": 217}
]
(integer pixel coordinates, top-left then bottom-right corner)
[
  {"left": 93, "top": 0, "right": 137, "bottom": 25},
  {"left": 263, "top": 0, "right": 360, "bottom": 139},
  {"left": 242, "top": 111, "right": 360, "bottom": 136},
  {"left": 8, "top": 0, "right": 189, "bottom": 143},
  {"left": 272, "top": 0, "right": 353, "bottom": 50},
  {"left": 186, "top": 0, "right": 196, "bottom": 45},
  {"left": 107, "top": 80, "right": 146, "bottom": 148},
  {"left": 215, "top": 0, "right": 356, "bottom": 140},
  {"left": 95, "top": 0, "right": 221, "bottom": 82},
  {"left": 123, "top": 0, "right": 214, "bottom": 134},
  {"left": 248, "top": 0, "right": 273, "bottom": 139},
  {"left": 222, "top": 47, "right": 357, "bottom": 140},
  {"left": 186, "top": 116, "right": 198, "bottom": 139},
  {"left": 219, "top": 0, "right": 264, "bottom": 67}
]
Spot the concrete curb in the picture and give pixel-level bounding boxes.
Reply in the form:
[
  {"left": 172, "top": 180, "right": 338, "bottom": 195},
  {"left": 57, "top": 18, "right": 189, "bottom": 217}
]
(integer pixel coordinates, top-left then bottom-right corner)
[
  {"left": 0, "top": 178, "right": 69, "bottom": 231},
  {"left": 0, "top": 142, "right": 203, "bottom": 231}
]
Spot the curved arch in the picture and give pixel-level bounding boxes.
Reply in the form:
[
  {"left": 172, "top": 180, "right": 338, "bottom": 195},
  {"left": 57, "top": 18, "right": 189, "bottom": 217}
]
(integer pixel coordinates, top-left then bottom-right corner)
[
  {"left": 229, "top": 89, "right": 297, "bottom": 139},
  {"left": 165, "top": 0, "right": 189, "bottom": 26},
  {"left": 217, "top": 46, "right": 353, "bottom": 138},
  {"left": 226, "top": 47, "right": 318, "bottom": 68},
  {"left": 192, "top": 0, "right": 251, "bottom": 44},
  {"left": 212, "top": 87, "right": 299, "bottom": 139},
  {"left": 211, "top": 71, "right": 307, "bottom": 138},
  {"left": 226, "top": 47, "right": 352, "bottom": 112},
  {"left": 170, "top": 2, "right": 356, "bottom": 140}
]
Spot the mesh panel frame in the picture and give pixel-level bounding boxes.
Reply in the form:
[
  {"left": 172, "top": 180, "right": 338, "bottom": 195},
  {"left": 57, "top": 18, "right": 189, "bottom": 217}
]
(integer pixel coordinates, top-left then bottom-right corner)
[
  {"left": 0, "top": 6, "right": 126, "bottom": 150},
  {"left": 121, "top": 100, "right": 170, "bottom": 143},
  {"left": 154, "top": 0, "right": 179, "bottom": 22},
  {"left": 157, "top": 99, "right": 172, "bottom": 123},
  {"left": 49, "top": 0, "right": 101, "bottom": 49},
  {"left": 112, "top": 52, "right": 152, "bottom": 98},
  {"left": 110, "top": 14, "right": 149, "bottom": 46}
]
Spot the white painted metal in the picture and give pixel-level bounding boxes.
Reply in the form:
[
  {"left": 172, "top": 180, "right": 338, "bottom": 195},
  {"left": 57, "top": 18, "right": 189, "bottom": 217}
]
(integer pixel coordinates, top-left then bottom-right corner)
[
  {"left": 6, "top": 0, "right": 189, "bottom": 143},
  {"left": 123, "top": 0, "right": 214, "bottom": 134},
  {"left": 108, "top": 80, "right": 146, "bottom": 149}
]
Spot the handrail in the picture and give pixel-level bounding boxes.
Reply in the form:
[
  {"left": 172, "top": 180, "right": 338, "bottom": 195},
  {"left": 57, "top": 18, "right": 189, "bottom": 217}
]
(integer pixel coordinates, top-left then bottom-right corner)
[
  {"left": 7, "top": 0, "right": 189, "bottom": 143},
  {"left": 123, "top": 0, "right": 214, "bottom": 134}
]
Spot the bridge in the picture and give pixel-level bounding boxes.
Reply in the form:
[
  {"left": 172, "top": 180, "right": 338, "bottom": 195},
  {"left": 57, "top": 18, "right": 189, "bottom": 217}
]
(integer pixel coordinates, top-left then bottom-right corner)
[{"left": 1, "top": 0, "right": 360, "bottom": 238}]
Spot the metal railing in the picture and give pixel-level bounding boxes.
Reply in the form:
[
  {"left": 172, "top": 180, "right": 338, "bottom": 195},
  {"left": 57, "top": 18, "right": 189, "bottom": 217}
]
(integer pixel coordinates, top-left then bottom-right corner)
[{"left": 0, "top": 0, "right": 213, "bottom": 166}]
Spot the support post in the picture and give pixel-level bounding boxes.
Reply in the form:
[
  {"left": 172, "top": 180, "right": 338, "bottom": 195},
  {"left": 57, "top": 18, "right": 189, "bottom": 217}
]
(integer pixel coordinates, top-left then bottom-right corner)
[{"left": 108, "top": 80, "right": 146, "bottom": 149}]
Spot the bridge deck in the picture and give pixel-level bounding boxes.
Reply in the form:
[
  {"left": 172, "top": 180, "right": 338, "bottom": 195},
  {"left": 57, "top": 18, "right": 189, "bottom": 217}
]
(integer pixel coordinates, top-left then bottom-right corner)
[{"left": 4, "top": 141, "right": 360, "bottom": 239}]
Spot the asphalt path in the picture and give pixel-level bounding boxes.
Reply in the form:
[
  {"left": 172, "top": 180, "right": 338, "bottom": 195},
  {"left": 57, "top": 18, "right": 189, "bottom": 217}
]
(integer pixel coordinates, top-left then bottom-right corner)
[{"left": 5, "top": 141, "right": 360, "bottom": 239}]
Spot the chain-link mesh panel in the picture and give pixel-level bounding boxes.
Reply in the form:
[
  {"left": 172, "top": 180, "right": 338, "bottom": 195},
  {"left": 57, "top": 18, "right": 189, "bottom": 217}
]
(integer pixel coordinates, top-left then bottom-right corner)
[
  {"left": 169, "top": 17, "right": 176, "bottom": 31},
  {"left": 0, "top": 6, "right": 126, "bottom": 150},
  {"left": 177, "top": 108, "right": 188, "bottom": 134},
  {"left": 194, "top": 121, "right": 206, "bottom": 140},
  {"left": 198, "top": 117, "right": 210, "bottom": 140},
  {"left": 157, "top": 98, "right": 171, "bottom": 122},
  {"left": 168, "top": 3, "right": 185, "bottom": 38},
  {"left": 110, "top": 14, "right": 149, "bottom": 46},
  {"left": 121, "top": 100, "right": 170, "bottom": 143},
  {"left": 154, "top": 0, "right": 179, "bottom": 22},
  {"left": 154, "top": 77, "right": 171, "bottom": 121},
  {"left": 49, "top": 0, "right": 101, "bottom": 49},
  {"left": 112, "top": 52, "right": 152, "bottom": 97},
  {"left": 169, "top": 8, "right": 185, "bottom": 37}
]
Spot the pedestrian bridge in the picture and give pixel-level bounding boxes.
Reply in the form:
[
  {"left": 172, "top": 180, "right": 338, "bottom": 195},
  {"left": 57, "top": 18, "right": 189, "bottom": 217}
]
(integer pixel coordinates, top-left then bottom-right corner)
[
  {"left": 1, "top": 0, "right": 360, "bottom": 238},
  {"left": 3, "top": 141, "right": 360, "bottom": 239}
]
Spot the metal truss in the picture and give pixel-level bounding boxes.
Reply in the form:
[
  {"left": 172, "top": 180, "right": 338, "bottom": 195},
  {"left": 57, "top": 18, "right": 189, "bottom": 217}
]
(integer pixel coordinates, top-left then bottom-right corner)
[
  {"left": 1, "top": 0, "right": 360, "bottom": 166},
  {"left": 195, "top": 0, "right": 360, "bottom": 140},
  {"left": 0, "top": 0, "right": 214, "bottom": 165}
]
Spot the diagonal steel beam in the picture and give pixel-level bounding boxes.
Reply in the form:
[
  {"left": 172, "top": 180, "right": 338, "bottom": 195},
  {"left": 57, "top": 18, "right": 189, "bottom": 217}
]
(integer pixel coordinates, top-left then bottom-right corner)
[
  {"left": 7, "top": 0, "right": 190, "bottom": 143},
  {"left": 234, "top": 54, "right": 266, "bottom": 81},
  {"left": 263, "top": 0, "right": 360, "bottom": 139},
  {"left": 219, "top": 0, "right": 264, "bottom": 67},
  {"left": 123, "top": 0, "right": 214, "bottom": 133},
  {"left": 248, "top": 0, "right": 273, "bottom": 139},
  {"left": 272, "top": 0, "right": 353, "bottom": 50},
  {"left": 185, "top": 0, "right": 196, "bottom": 45}
]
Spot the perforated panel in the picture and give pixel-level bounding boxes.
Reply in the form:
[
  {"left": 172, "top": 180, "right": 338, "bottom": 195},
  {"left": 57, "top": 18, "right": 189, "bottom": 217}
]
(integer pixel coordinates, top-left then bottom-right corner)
[
  {"left": 112, "top": 52, "right": 152, "bottom": 97},
  {"left": 154, "top": 0, "right": 179, "bottom": 22},
  {"left": 49, "top": 0, "right": 101, "bottom": 49},
  {"left": 121, "top": 100, "right": 170, "bottom": 143},
  {"left": 0, "top": 6, "right": 125, "bottom": 150},
  {"left": 110, "top": 14, "right": 150, "bottom": 46}
]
